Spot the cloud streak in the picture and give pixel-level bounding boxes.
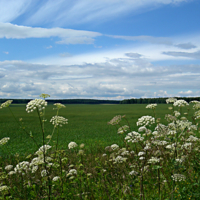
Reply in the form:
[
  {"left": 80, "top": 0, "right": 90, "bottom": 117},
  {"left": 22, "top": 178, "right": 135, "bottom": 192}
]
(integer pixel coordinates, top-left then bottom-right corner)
[{"left": 0, "top": 22, "right": 102, "bottom": 44}]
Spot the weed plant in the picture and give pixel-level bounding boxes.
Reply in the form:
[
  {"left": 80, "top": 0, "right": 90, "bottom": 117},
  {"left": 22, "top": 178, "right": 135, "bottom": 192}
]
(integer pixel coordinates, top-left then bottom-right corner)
[{"left": 0, "top": 95, "right": 200, "bottom": 199}]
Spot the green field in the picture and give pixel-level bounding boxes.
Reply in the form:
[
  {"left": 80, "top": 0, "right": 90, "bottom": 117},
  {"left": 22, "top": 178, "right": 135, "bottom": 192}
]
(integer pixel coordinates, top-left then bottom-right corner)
[{"left": 0, "top": 103, "right": 193, "bottom": 157}]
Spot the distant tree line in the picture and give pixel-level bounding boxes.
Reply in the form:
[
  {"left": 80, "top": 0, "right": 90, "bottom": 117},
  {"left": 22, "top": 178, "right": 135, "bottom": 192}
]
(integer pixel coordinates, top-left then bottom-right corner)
[
  {"left": 1, "top": 97, "right": 200, "bottom": 105},
  {"left": 120, "top": 97, "right": 200, "bottom": 104},
  {"left": 0, "top": 99, "right": 120, "bottom": 104}
]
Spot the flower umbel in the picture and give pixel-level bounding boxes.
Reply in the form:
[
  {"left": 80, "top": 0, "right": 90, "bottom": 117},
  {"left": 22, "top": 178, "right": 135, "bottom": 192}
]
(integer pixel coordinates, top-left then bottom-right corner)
[
  {"left": 26, "top": 99, "right": 47, "bottom": 113},
  {"left": 50, "top": 116, "right": 68, "bottom": 127}
]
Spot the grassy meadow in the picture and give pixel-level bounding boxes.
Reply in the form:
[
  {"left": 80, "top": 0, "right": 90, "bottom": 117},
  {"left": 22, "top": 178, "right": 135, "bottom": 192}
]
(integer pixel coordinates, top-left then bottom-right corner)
[
  {"left": 0, "top": 99, "right": 200, "bottom": 199},
  {"left": 1, "top": 103, "right": 192, "bottom": 157}
]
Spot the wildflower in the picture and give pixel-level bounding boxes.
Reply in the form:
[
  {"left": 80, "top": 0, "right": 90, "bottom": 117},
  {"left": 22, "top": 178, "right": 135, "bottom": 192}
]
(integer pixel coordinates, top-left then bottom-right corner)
[
  {"left": 39, "top": 93, "right": 50, "bottom": 99},
  {"left": 129, "top": 170, "right": 138, "bottom": 176},
  {"left": 114, "top": 156, "right": 127, "bottom": 163},
  {"left": 111, "top": 144, "right": 119, "bottom": 151},
  {"left": 78, "top": 150, "right": 84, "bottom": 155},
  {"left": 102, "top": 154, "right": 107, "bottom": 157},
  {"left": 53, "top": 103, "right": 66, "bottom": 110},
  {"left": 148, "top": 157, "right": 160, "bottom": 164},
  {"left": 138, "top": 126, "right": 147, "bottom": 132},
  {"left": 118, "top": 125, "right": 129, "bottom": 134},
  {"left": 68, "top": 142, "right": 78, "bottom": 149},
  {"left": 31, "top": 165, "right": 38, "bottom": 173},
  {"left": 139, "top": 157, "right": 145, "bottom": 160},
  {"left": 0, "top": 100, "right": 13, "bottom": 108},
  {"left": 146, "top": 104, "right": 157, "bottom": 109},
  {"left": 121, "top": 151, "right": 130, "bottom": 156},
  {"left": 171, "top": 174, "right": 186, "bottom": 182},
  {"left": 0, "top": 185, "right": 9, "bottom": 192},
  {"left": 5, "top": 165, "right": 13, "bottom": 171},
  {"left": 166, "top": 98, "right": 177, "bottom": 104},
  {"left": 138, "top": 152, "right": 145, "bottom": 156},
  {"left": 41, "top": 169, "right": 48, "bottom": 177},
  {"left": 194, "top": 110, "right": 200, "bottom": 120},
  {"left": 50, "top": 116, "right": 68, "bottom": 127},
  {"left": 35, "top": 145, "right": 52, "bottom": 156},
  {"left": 14, "top": 161, "right": 29, "bottom": 173},
  {"left": 52, "top": 176, "right": 60, "bottom": 182},
  {"left": 26, "top": 99, "right": 47, "bottom": 113},
  {"left": 0, "top": 137, "right": 10, "bottom": 145},
  {"left": 187, "top": 135, "right": 199, "bottom": 142},
  {"left": 136, "top": 116, "right": 155, "bottom": 127},
  {"left": 67, "top": 169, "right": 77, "bottom": 176},
  {"left": 173, "top": 100, "right": 189, "bottom": 107},
  {"left": 108, "top": 115, "right": 122, "bottom": 125},
  {"left": 8, "top": 171, "right": 16, "bottom": 175},
  {"left": 125, "top": 131, "right": 144, "bottom": 143},
  {"left": 174, "top": 111, "right": 181, "bottom": 117},
  {"left": 80, "top": 143, "right": 85, "bottom": 148}
]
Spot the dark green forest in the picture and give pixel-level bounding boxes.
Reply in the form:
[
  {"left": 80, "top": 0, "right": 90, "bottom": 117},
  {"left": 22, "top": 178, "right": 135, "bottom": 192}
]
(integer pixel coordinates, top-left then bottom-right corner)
[{"left": 1, "top": 97, "right": 200, "bottom": 104}]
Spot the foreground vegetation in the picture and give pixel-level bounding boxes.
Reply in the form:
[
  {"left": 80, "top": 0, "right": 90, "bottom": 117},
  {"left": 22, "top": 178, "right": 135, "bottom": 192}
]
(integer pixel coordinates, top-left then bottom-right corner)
[{"left": 0, "top": 94, "right": 200, "bottom": 199}]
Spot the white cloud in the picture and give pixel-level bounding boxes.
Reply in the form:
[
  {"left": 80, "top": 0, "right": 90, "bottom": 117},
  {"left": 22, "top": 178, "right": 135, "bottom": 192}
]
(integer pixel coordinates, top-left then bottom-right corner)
[
  {"left": 0, "top": 0, "right": 191, "bottom": 26},
  {"left": 3, "top": 51, "right": 9, "bottom": 54},
  {"left": 0, "top": 22, "right": 102, "bottom": 44}
]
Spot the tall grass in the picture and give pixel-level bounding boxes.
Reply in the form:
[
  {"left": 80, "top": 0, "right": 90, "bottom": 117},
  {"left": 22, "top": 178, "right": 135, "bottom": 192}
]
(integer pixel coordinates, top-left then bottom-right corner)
[{"left": 0, "top": 95, "right": 200, "bottom": 199}]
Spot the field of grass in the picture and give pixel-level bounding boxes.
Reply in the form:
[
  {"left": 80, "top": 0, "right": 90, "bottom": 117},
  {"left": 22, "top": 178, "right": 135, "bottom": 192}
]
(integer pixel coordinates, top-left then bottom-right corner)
[
  {"left": 0, "top": 103, "right": 193, "bottom": 157},
  {"left": 0, "top": 100, "right": 200, "bottom": 199}
]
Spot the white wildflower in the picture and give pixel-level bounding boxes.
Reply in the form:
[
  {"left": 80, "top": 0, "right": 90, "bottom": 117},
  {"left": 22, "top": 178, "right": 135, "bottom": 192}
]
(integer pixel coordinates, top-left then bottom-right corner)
[
  {"left": 0, "top": 100, "right": 13, "bottom": 108},
  {"left": 53, "top": 103, "right": 66, "bottom": 110},
  {"left": 0, "top": 185, "right": 9, "bottom": 192},
  {"left": 52, "top": 176, "right": 60, "bottom": 182},
  {"left": 174, "top": 111, "right": 181, "bottom": 117},
  {"left": 171, "top": 174, "right": 186, "bottom": 182},
  {"left": 187, "top": 135, "right": 199, "bottom": 142},
  {"left": 138, "top": 126, "right": 147, "bottom": 133},
  {"left": 173, "top": 100, "right": 189, "bottom": 107},
  {"left": 50, "top": 116, "right": 68, "bottom": 127},
  {"left": 118, "top": 125, "right": 129, "bottom": 134},
  {"left": 68, "top": 142, "right": 78, "bottom": 149},
  {"left": 31, "top": 165, "right": 38, "bottom": 173},
  {"left": 41, "top": 169, "right": 48, "bottom": 177},
  {"left": 129, "top": 170, "right": 138, "bottom": 176},
  {"left": 14, "top": 161, "right": 29, "bottom": 173},
  {"left": 67, "top": 169, "right": 77, "bottom": 177},
  {"left": 5, "top": 165, "right": 13, "bottom": 171},
  {"left": 0, "top": 137, "right": 10, "bottom": 145},
  {"left": 108, "top": 115, "right": 122, "bottom": 125},
  {"left": 146, "top": 104, "right": 157, "bottom": 109},
  {"left": 114, "top": 156, "right": 127, "bottom": 163},
  {"left": 8, "top": 171, "right": 16, "bottom": 175},
  {"left": 111, "top": 144, "right": 119, "bottom": 151},
  {"left": 138, "top": 152, "right": 145, "bottom": 156},
  {"left": 148, "top": 157, "right": 160, "bottom": 164},
  {"left": 166, "top": 98, "right": 177, "bottom": 104},
  {"left": 137, "top": 116, "right": 155, "bottom": 127},
  {"left": 26, "top": 99, "right": 47, "bottom": 113},
  {"left": 125, "top": 131, "right": 144, "bottom": 143},
  {"left": 139, "top": 157, "right": 145, "bottom": 160}
]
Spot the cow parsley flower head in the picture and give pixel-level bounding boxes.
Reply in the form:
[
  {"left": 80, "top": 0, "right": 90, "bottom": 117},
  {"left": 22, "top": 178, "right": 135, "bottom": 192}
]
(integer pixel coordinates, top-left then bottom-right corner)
[
  {"left": 125, "top": 131, "right": 144, "bottom": 143},
  {"left": 148, "top": 157, "right": 160, "bottom": 164},
  {"left": 111, "top": 144, "right": 119, "bottom": 151},
  {"left": 14, "top": 161, "right": 29, "bottom": 173},
  {"left": 39, "top": 93, "right": 50, "bottom": 99},
  {"left": 35, "top": 145, "right": 52, "bottom": 156},
  {"left": 171, "top": 174, "right": 186, "bottom": 182},
  {"left": 52, "top": 176, "right": 60, "bottom": 182},
  {"left": 108, "top": 115, "right": 122, "bottom": 125},
  {"left": 173, "top": 100, "right": 189, "bottom": 107},
  {"left": 41, "top": 169, "right": 48, "bottom": 177},
  {"left": 114, "top": 156, "right": 127, "bottom": 163},
  {"left": 5, "top": 165, "right": 13, "bottom": 171},
  {"left": 67, "top": 169, "right": 77, "bottom": 177},
  {"left": 26, "top": 99, "right": 47, "bottom": 113},
  {"left": 118, "top": 125, "right": 129, "bottom": 134},
  {"left": 50, "top": 116, "right": 68, "bottom": 127},
  {"left": 146, "top": 104, "right": 157, "bottom": 109},
  {"left": 166, "top": 98, "right": 177, "bottom": 104},
  {"left": 53, "top": 103, "right": 66, "bottom": 110},
  {"left": 68, "top": 142, "right": 78, "bottom": 149},
  {"left": 137, "top": 116, "right": 155, "bottom": 127},
  {"left": 0, "top": 137, "right": 10, "bottom": 145},
  {"left": 0, "top": 185, "right": 9, "bottom": 192},
  {"left": 0, "top": 100, "right": 13, "bottom": 108}
]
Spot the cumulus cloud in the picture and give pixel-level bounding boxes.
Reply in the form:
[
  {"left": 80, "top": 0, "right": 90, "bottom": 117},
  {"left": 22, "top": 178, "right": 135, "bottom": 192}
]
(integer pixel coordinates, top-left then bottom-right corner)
[
  {"left": 0, "top": 54, "right": 200, "bottom": 99},
  {"left": 175, "top": 42, "right": 197, "bottom": 49},
  {"left": 0, "top": 22, "right": 102, "bottom": 44}
]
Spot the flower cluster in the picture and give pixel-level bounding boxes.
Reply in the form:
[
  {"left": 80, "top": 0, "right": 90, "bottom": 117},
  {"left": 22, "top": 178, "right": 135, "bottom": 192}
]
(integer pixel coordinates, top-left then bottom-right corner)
[
  {"left": 171, "top": 174, "right": 186, "bottom": 182},
  {"left": 50, "top": 116, "right": 68, "bottom": 127},
  {"left": 148, "top": 157, "right": 160, "bottom": 164},
  {"left": 14, "top": 161, "right": 30, "bottom": 173},
  {"left": 68, "top": 142, "right": 78, "bottom": 149},
  {"left": 146, "top": 104, "right": 157, "bottom": 109},
  {"left": 108, "top": 115, "right": 122, "bottom": 125},
  {"left": 0, "top": 137, "right": 10, "bottom": 145},
  {"left": 173, "top": 100, "right": 189, "bottom": 107},
  {"left": 53, "top": 103, "right": 66, "bottom": 110},
  {"left": 0, "top": 100, "right": 13, "bottom": 108},
  {"left": 166, "top": 98, "right": 177, "bottom": 104},
  {"left": 111, "top": 144, "right": 119, "bottom": 151},
  {"left": 136, "top": 116, "right": 155, "bottom": 127},
  {"left": 125, "top": 131, "right": 144, "bottom": 143},
  {"left": 117, "top": 125, "right": 129, "bottom": 134},
  {"left": 26, "top": 99, "right": 47, "bottom": 113}
]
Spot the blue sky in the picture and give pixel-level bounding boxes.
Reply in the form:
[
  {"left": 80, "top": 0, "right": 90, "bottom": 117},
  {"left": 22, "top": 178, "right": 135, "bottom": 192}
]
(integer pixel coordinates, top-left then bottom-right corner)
[{"left": 0, "top": 0, "right": 200, "bottom": 99}]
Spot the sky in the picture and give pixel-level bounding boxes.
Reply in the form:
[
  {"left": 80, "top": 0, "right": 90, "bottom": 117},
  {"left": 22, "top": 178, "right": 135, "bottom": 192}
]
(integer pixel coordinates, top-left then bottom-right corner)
[{"left": 0, "top": 0, "right": 200, "bottom": 100}]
